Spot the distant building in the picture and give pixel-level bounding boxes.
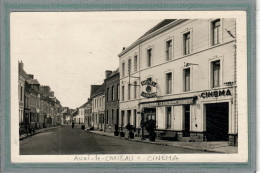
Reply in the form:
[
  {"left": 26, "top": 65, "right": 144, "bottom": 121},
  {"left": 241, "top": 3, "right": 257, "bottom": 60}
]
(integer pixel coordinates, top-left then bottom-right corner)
[
  {"left": 84, "top": 99, "right": 92, "bottom": 128},
  {"left": 104, "top": 69, "right": 120, "bottom": 133},
  {"left": 90, "top": 84, "right": 105, "bottom": 130}
]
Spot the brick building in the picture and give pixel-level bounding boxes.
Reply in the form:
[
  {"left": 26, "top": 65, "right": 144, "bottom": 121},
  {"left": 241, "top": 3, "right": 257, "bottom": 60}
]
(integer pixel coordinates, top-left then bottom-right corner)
[{"left": 104, "top": 69, "right": 120, "bottom": 133}]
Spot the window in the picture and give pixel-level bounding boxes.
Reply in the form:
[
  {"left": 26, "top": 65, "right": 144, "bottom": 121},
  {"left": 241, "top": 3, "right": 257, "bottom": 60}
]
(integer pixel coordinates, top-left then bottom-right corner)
[
  {"left": 128, "top": 59, "right": 131, "bottom": 75},
  {"left": 128, "top": 84, "right": 131, "bottom": 100},
  {"left": 184, "top": 68, "right": 190, "bottom": 92},
  {"left": 112, "top": 109, "right": 114, "bottom": 124},
  {"left": 212, "top": 60, "right": 220, "bottom": 87},
  {"left": 212, "top": 19, "right": 220, "bottom": 45},
  {"left": 166, "top": 40, "right": 173, "bottom": 61},
  {"left": 20, "top": 86, "right": 23, "bottom": 102},
  {"left": 134, "top": 55, "right": 138, "bottom": 71},
  {"left": 106, "top": 88, "right": 109, "bottom": 101},
  {"left": 122, "top": 86, "right": 125, "bottom": 101},
  {"left": 133, "top": 109, "right": 137, "bottom": 127},
  {"left": 127, "top": 110, "right": 131, "bottom": 125},
  {"left": 111, "top": 86, "right": 114, "bottom": 101},
  {"left": 121, "top": 111, "right": 125, "bottom": 126},
  {"left": 166, "top": 107, "right": 172, "bottom": 129},
  {"left": 147, "top": 49, "right": 152, "bottom": 67},
  {"left": 122, "top": 62, "right": 125, "bottom": 77},
  {"left": 184, "top": 32, "right": 191, "bottom": 55},
  {"left": 166, "top": 72, "right": 172, "bottom": 94},
  {"left": 134, "top": 81, "right": 137, "bottom": 99},
  {"left": 106, "top": 110, "right": 109, "bottom": 124},
  {"left": 117, "top": 84, "right": 119, "bottom": 100}
]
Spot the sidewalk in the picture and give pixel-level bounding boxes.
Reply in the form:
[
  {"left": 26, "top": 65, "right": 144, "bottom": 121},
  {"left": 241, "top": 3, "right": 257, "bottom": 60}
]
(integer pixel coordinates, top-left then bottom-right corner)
[
  {"left": 86, "top": 130, "right": 238, "bottom": 153},
  {"left": 19, "top": 125, "right": 62, "bottom": 140}
]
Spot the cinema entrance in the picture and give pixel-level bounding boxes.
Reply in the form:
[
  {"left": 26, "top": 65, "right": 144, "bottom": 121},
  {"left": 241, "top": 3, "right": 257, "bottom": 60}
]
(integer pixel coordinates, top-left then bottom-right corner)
[{"left": 205, "top": 102, "right": 229, "bottom": 141}]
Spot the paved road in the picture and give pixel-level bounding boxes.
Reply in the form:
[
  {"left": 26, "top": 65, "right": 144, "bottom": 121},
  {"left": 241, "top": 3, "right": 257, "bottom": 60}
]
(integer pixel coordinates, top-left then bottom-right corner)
[{"left": 20, "top": 125, "right": 208, "bottom": 155}]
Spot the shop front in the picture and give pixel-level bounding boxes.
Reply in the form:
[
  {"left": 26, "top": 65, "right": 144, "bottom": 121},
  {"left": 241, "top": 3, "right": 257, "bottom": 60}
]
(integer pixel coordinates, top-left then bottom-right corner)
[{"left": 139, "top": 97, "right": 196, "bottom": 141}]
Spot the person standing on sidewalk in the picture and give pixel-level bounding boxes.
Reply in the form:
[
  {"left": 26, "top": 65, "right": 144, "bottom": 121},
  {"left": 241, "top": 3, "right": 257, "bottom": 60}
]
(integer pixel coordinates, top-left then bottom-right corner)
[{"left": 72, "top": 121, "right": 74, "bottom": 129}]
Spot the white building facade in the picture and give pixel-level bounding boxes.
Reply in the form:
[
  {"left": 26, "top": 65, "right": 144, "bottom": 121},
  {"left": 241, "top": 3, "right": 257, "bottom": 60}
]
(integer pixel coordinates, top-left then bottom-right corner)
[{"left": 119, "top": 19, "right": 237, "bottom": 145}]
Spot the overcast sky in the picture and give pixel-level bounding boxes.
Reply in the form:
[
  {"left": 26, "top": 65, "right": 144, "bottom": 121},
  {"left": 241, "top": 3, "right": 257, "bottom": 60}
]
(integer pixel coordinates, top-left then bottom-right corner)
[{"left": 11, "top": 12, "right": 162, "bottom": 109}]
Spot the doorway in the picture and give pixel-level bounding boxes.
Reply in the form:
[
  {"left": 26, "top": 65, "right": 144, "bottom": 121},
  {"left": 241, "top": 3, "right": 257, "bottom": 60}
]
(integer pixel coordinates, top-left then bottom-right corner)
[
  {"left": 183, "top": 105, "right": 190, "bottom": 137},
  {"left": 205, "top": 102, "right": 229, "bottom": 141}
]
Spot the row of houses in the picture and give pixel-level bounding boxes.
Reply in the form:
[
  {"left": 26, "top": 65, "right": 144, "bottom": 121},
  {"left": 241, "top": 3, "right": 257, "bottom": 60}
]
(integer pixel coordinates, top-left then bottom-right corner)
[
  {"left": 74, "top": 19, "right": 237, "bottom": 146},
  {"left": 19, "top": 61, "right": 63, "bottom": 135}
]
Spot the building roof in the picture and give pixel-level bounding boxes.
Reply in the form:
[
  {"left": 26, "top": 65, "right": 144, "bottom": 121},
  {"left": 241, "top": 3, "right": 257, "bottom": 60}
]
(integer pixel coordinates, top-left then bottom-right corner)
[
  {"left": 71, "top": 109, "right": 78, "bottom": 116},
  {"left": 139, "top": 19, "right": 175, "bottom": 39},
  {"left": 27, "top": 79, "right": 40, "bottom": 85},
  {"left": 118, "top": 19, "right": 185, "bottom": 57},
  {"left": 90, "top": 85, "right": 101, "bottom": 98},
  {"left": 106, "top": 68, "right": 119, "bottom": 79},
  {"left": 91, "top": 83, "right": 105, "bottom": 98}
]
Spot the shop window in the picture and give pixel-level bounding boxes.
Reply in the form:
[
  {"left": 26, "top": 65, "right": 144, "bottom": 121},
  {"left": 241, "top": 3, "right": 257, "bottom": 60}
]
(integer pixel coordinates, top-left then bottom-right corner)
[
  {"left": 106, "top": 110, "right": 109, "bottom": 124},
  {"left": 166, "top": 72, "right": 172, "bottom": 94},
  {"left": 184, "top": 68, "right": 190, "bottom": 92},
  {"left": 166, "top": 39, "right": 173, "bottom": 61},
  {"left": 133, "top": 109, "right": 137, "bottom": 127},
  {"left": 212, "top": 19, "right": 220, "bottom": 46},
  {"left": 121, "top": 111, "right": 125, "bottom": 126},
  {"left": 134, "top": 55, "right": 138, "bottom": 71},
  {"left": 127, "top": 110, "right": 131, "bottom": 125},
  {"left": 183, "top": 32, "right": 191, "bottom": 55},
  {"left": 212, "top": 60, "right": 220, "bottom": 88},
  {"left": 147, "top": 48, "right": 152, "bottom": 67},
  {"left": 166, "top": 107, "right": 172, "bottom": 129}
]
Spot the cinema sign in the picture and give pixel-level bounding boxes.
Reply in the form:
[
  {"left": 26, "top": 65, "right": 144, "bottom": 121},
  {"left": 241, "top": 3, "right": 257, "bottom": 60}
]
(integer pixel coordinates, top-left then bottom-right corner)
[
  {"left": 200, "top": 89, "right": 232, "bottom": 98},
  {"left": 141, "top": 79, "right": 157, "bottom": 98}
]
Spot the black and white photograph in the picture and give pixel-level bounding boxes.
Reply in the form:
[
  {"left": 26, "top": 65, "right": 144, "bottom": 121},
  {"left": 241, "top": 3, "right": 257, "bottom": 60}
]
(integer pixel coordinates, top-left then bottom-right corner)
[{"left": 11, "top": 11, "right": 247, "bottom": 163}]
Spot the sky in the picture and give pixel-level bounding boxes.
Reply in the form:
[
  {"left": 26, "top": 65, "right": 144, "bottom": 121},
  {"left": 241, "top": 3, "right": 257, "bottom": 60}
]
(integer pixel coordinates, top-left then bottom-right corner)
[{"left": 11, "top": 12, "right": 162, "bottom": 109}]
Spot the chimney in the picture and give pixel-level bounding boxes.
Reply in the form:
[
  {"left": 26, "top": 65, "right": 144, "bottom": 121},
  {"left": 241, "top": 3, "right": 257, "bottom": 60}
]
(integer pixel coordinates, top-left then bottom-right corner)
[
  {"left": 105, "top": 70, "right": 112, "bottom": 78},
  {"left": 19, "top": 61, "right": 24, "bottom": 70},
  {"left": 50, "top": 91, "right": 54, "bottom": 97},
  {"left": 28, "top": 74, "right": 34, "bottom": 79}
]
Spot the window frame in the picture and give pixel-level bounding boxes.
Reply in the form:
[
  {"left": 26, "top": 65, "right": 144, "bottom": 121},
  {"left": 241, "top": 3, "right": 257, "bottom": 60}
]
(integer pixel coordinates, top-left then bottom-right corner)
[
  {"left": 212, "top": 19, "right": 221, "bottom": 46},
  {"left": 209, "top": 57, "right": 223, "bottom": 89},
  {"left": 183, "top": 32, "right": 191, "bottom": 55},
  {"left": 134, "top": 55, "right": 138, "bottom": 72},
  {"left": 147, "top": 48, "right": 152, "bottom": 67},
  {"left": 122, "top": 62, "right": 125, "bottom": 77},
  {"left": 165, "top": 38, "right": 173, "bottom": 61},
  {"left": 183, "top": 67, "right": 191, "bottom": 92},
  {"left": 165, "top": 72, "right": 173, "bottom": 94},
  {"left": 166, "top": 106, "right": 172, "bottom": 129}
]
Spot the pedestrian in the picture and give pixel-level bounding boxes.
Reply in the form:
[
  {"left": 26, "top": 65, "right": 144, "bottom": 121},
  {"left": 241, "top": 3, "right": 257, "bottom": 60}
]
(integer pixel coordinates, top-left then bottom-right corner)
[{"left": 72, "top": 121, "right": 74, "bottom": 129}]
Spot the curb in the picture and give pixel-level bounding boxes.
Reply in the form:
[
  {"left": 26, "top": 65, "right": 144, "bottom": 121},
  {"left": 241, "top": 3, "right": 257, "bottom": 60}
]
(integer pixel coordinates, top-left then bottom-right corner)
[
  {"left": 19, "top": 126, "right": 61, "bottom": 141},
  {"left": 86, "top": 131, "right": 224, "bottom": 153}
]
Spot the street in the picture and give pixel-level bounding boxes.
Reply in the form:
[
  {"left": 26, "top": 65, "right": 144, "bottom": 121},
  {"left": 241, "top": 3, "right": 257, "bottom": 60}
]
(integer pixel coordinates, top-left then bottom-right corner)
[{"left": 20, "top": 125, "right": 209, "bottom": 155}]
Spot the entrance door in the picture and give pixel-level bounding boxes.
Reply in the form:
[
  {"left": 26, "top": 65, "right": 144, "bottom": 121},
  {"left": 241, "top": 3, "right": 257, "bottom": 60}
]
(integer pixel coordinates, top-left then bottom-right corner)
[
  {"left": 183, "top": 105, "right": 190, "bottom": 137},
  {"left": 206, "top": 102, "right": 229, "bottom": 141},
  {"left": 144, "top": 108, "right": 156, "bottom": 121}
]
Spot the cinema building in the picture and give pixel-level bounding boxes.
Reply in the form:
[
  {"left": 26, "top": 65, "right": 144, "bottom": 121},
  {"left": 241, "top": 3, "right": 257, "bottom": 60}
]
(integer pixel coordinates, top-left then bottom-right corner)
[{"left": 119, "top": 19, "right": 237, "bottom": 146}]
